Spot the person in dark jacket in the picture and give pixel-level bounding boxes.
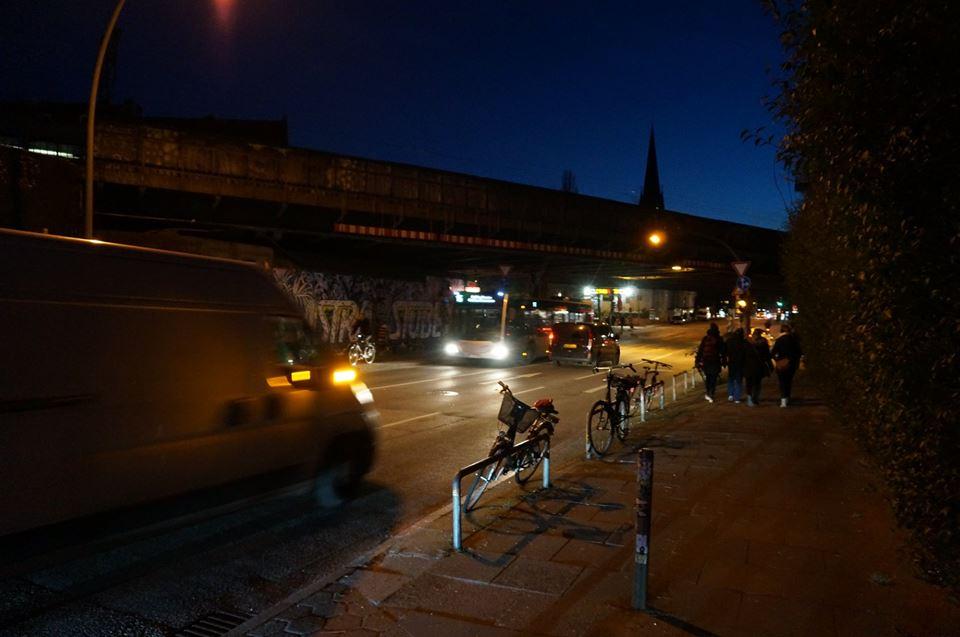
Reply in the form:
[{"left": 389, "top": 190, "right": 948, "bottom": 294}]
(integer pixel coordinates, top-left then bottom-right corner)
[
  {"left": 724, "top": 328, "right": 746, "bottom": 403},
  {"left": 743, "top": 328, "right": 773, "bottom": 406},
  {"left": 771, "top": 323, "right": 803, "bottom": 407},
  {"left": 695, "top": 322, "right": 726, "bottom": 403}
]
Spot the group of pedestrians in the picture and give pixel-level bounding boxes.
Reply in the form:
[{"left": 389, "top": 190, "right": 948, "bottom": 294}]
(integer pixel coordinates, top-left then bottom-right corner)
[{"left": 694, "top": 321, "right": 803, "bottom": 407}]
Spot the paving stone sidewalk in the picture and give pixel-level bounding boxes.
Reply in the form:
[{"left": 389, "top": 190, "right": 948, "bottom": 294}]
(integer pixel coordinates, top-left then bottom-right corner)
[{"left": 238, "top": 377, "right": 959, "bottom": 637}]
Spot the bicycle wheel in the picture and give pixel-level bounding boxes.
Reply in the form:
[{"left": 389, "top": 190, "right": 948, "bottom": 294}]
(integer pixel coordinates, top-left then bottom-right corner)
[
  {"left": 515, "top": 440, "right": 543, "bottom": 484},
  {"left": 464, "top": 458, "right": 503, "bottom": 511},
  {"left": 347, "top": 345, "right": 361, "bottom": 366},
  {"left": 362, "top": 344, "right": 376, "bottom": 364},
  {"left": 587, "top": 401, "right": 615, "bottom": 456},
  {"left": 616, "top": 397, "right": 630, "bottom": 441}
]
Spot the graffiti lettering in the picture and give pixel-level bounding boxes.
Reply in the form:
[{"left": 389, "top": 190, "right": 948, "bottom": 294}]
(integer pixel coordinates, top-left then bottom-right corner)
[{"left": 391, "top": 302, "right": 442, "bottom": 340}]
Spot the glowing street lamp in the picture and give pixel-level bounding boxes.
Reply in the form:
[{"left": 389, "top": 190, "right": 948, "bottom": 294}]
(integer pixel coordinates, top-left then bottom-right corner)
[{"left": 647, "top": 231, "right": 664, "bottom": 247}]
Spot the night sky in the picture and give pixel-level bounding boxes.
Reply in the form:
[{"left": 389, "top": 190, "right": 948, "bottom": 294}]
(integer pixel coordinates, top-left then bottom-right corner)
[{"left": 2, "top": 1, "right": 794, "bottom": 229}]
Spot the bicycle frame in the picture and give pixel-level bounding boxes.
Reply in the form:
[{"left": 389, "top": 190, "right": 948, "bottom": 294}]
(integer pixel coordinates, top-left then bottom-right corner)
[{"left": 463, "top": 381, "right": 556, "bottom": 512}]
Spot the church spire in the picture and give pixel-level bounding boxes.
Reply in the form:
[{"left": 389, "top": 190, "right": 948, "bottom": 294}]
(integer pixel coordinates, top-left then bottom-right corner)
[{"left": 638, "top": 126, "right": 664, "bottom": 210}]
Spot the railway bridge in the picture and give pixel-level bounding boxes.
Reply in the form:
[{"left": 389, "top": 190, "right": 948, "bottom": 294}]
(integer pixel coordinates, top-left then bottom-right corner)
[{"left": 81, "top": 122, "right": 782, "bottom": 295}]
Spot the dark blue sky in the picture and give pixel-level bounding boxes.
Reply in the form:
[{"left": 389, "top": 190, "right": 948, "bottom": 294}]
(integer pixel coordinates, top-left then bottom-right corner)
[{"left": 2, "top": 1, "right": 795, "bottom": 229}]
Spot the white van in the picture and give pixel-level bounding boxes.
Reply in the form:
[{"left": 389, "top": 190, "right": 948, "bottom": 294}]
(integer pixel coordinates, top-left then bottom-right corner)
[{"left": 0, "top": 230, "right": 378, "bottom": 537}]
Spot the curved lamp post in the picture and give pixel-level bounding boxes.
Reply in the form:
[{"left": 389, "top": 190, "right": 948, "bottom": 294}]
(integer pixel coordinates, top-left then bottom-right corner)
[
  {"left": 85, "top": 0, "right": 127, "bottom": 239},
  {"left": 645, "top": 229, "right": 752, "bottom": 330}
]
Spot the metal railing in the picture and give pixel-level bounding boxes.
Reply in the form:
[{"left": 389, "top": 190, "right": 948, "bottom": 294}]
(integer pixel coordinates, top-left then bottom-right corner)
[{"left": 451, "top": 432, "right": 551, "bottom": 550}]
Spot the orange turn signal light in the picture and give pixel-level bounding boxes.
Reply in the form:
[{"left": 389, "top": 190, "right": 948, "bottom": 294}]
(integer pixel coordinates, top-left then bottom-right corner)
[{"left": 332, "top": 368, "right": 357, "bottom": 385}]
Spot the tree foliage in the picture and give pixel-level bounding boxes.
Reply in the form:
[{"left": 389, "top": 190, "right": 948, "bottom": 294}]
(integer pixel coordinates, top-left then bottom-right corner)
[{"left": 766, "top": 0, "right": 960, "bottom": 586}]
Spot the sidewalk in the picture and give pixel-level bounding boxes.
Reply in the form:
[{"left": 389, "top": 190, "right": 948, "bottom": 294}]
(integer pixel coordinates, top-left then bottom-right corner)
[{"left": 237, "top": 377, "right": 959, "bottom": 637}]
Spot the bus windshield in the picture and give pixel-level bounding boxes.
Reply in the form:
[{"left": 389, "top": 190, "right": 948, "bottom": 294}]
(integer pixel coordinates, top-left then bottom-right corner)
[
  {"left": 449, "top": 307, "right": 503, "bottom": 339},
  {"left": 448, "top": 293, "right": 593, "bottom": 340}
]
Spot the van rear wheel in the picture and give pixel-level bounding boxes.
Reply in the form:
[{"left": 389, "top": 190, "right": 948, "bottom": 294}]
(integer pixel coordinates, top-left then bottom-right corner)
[{"left": 313, "top": 434, "right": 372, "bottom": 507}]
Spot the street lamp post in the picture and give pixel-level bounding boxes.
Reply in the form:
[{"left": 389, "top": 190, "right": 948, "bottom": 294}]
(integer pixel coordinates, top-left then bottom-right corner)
[
  {"left": 645, "top": 229, "right": 752, "bottom": 332},
  {"left": 85, "top": 0, "right": 127, "bottom": 239}
]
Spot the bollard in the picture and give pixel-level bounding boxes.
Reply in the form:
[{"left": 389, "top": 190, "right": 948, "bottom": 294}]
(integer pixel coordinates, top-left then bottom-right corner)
[
  {"left": 452, "top": 477, "right": 462, "bottom": 551},
  {"left": 543, "top": 447, "right": 551, "bottom": 488},
  {"left": 585, "top": 419, "right": 594, "bottom": 459},
  {"left": 639, "top": 388, "right": 646, "bottom": 422},
  {"left": 633, "top": 448, "right": 654, "bottom": 610},
  {"left": 672, "top": 375, "right": 677, "bottom": 402},
  {"left": 659, "top": 384, "right": 665, "bottom": 410},
  {"left": 683, "top": 372, "right": 688, "bottom": 392}
]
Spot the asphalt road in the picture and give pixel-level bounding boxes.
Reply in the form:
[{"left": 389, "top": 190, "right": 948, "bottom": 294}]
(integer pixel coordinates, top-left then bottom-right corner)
[{"left": 0, "top": 322, "right": 709, "bottom": 637}]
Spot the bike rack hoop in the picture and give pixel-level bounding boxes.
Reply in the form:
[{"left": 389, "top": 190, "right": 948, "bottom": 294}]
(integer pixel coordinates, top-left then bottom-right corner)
[{"left": 451, "top": 432, "right": 552, "bottom": 551}]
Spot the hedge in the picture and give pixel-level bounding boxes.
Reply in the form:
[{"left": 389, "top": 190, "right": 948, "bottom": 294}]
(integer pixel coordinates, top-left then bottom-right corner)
[{"left": 765, "top": 0, "right": 960, "bottom": 587}]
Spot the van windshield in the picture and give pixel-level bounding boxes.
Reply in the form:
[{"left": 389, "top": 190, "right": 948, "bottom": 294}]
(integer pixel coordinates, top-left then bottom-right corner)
[{"left": 272, "top": 317, "right": 327, "bottom": 365}]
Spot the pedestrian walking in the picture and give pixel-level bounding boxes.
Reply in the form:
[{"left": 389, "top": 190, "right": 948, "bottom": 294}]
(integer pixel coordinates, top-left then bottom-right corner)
[
  {"left": 743, "top": 328, "right": 772, "bottom": 406},
  {"left": 695, "top": 322, "right": 726, "bottom": 403},
  {"left": 724, "top": 327, "right": 746, "bottom": 403},
  {"left": 771, "top": 323, "right": 803, "bottom": 407}
]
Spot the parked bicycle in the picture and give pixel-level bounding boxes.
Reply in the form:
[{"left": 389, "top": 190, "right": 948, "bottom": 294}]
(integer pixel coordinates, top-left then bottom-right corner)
[
  {"left": 587, "top": 363, "right": 642, "bottom": 456},
  {"left": 464, "top": 381, "right": 558, "bottom": 511},
  {"left": 347, "top": 335, "right": 376, "bottom": 366},
  {"left": 637, "top": 358, "right": 672, "bottom": 413}
]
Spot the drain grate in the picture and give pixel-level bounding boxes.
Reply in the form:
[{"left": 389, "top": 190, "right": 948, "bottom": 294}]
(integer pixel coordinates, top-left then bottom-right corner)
[{"left": 176, "top": 609, "right": 254, "bottom": 637}]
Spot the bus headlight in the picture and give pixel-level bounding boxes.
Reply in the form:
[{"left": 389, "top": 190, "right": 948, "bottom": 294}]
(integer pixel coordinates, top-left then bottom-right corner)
[
  {"left": 491, "top": 343, "right": 509, "bottom": 359},
  {"left": 444, "top": 342, "right": 460, "bottom": 355}
]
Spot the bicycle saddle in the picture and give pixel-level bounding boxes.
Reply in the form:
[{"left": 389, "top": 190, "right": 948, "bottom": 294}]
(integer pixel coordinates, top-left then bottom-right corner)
[{"left": 533, "top": 398, "right": 557, "bottom": 414}]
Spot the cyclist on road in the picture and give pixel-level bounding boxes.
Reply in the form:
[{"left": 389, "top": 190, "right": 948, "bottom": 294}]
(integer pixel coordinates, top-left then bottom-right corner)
[
  {"left": 695, "top": 322, "right": 726, "bottom": 403},
  {"left": 351, "top": 310, "right": 372, "bottom": 341}
]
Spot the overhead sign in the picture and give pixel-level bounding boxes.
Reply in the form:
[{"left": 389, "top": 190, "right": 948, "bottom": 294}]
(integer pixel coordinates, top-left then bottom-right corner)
[{"left": 731, "top": 261, "right": 751, "bottom": 276}]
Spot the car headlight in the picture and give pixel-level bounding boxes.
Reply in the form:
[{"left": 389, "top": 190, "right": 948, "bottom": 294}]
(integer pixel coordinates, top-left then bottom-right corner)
[
  {"left": 444, "top": 342, "right": 460, "bottom": 355},
  {"left": 491, "top": 343, "right": 509, "bottom": 359}
]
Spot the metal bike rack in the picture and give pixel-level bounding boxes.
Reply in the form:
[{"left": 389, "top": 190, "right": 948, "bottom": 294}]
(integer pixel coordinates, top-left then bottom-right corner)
[{"left": 451, "top": 432, "right": 552, "bottom": 551}]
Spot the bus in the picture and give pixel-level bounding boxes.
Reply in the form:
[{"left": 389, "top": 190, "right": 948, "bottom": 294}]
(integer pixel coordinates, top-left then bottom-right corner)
[{"left": 442, "top": 291, "right": 593, "bottom": 363}]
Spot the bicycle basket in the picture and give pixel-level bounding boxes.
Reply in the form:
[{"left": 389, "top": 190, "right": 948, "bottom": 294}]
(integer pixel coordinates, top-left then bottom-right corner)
[{"left": 498, "top": 393, "right": 539, "bottom": 433}]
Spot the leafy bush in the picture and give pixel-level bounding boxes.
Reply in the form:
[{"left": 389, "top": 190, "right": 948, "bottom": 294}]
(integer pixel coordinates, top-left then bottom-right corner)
[{"left": 766, "top": 0, "right": 960, "bottom": 586}]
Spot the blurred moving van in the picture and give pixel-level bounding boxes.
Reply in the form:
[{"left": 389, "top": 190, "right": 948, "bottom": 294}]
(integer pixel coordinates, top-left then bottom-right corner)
[{"left": 0, "top": 230, "right": 378, "bottom": 537}]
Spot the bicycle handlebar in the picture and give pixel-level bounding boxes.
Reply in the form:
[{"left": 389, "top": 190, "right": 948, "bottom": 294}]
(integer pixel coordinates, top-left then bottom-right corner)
[
  {"left": 640, "top": 358, "right": 673, "bottom": 369},
  {"left": 593, "top": 363, "right": 638, "bottom": 374}
]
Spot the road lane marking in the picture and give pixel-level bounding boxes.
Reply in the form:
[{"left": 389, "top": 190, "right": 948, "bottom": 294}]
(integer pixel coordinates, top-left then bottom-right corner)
[
  {"left": 370, "top": 369, "right": 495, "bottom": 390},
  {"left": 372, "top": 369, "right": 542, "bottom": 391},
  {"left": 491, "top": 372, "right": 543, "bottom": 385},
  {"left": 574, "top": 372, "right": 601, "bottom": 380},
  {"left": 512, "top": 385, "right": 546, "bottom": 395},
  {"left": 380, "top": 411, "right": 442, "bottom": 429},
  {"left": 583, "top": 385, "right": 608, "bottom": 393}
]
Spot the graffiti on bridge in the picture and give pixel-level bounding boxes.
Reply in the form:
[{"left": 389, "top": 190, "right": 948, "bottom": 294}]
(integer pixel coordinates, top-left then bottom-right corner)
[{"left": 273, "top": 268, "right": 450, "bottom": 344}]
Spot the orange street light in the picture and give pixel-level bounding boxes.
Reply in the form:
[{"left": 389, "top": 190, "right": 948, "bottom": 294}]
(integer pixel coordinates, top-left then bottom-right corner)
[{"left": 647, "top": 231, "right": 664, "bottom": 247}]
